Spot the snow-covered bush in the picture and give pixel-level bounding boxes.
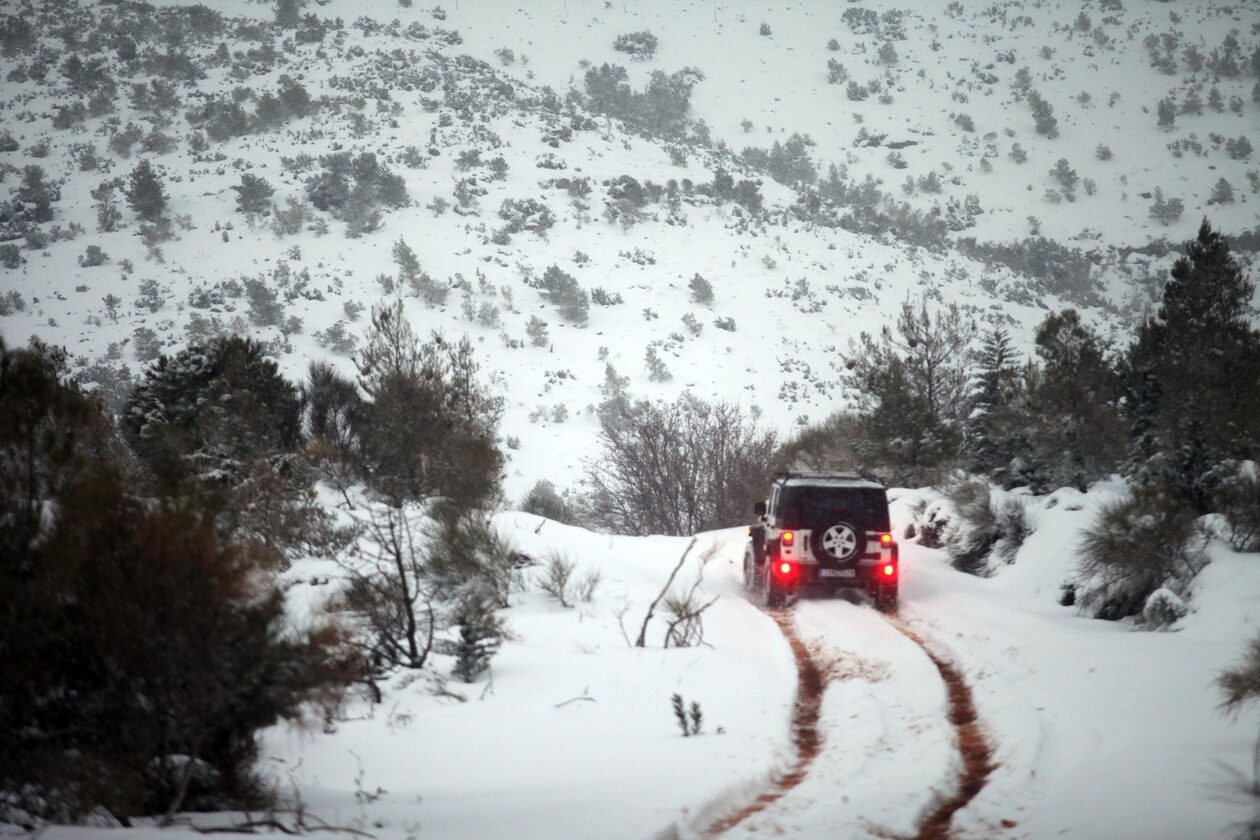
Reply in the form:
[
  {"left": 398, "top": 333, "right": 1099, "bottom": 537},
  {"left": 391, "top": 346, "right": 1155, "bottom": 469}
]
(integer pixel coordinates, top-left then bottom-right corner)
[
  {"left": 613, "top": 30, "right": 658, "bottom": 60},
  {"left": 1214, "top": 461, "right": 1260, "bottom": 552},
  {"left": 1075, "top": 490, "right": 1206, "bottom": 620},
  {"left": 1142, "top": 588, "right": 1188, "bottom": 629},
  {"left": 994, "top": 497, "right": 1030, "bottom": 564},
  {"left": 943, "top": 479, "right": 1001, "bottom": 575},
  {"left": 498, "top": 197, "right": 555, "bottom": 235}
]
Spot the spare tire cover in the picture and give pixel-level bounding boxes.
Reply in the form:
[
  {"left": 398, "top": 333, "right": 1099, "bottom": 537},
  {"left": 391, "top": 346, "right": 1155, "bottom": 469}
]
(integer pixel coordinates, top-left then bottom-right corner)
[{"left": 819, "top": 521, "right": 859, "bottom": 560}]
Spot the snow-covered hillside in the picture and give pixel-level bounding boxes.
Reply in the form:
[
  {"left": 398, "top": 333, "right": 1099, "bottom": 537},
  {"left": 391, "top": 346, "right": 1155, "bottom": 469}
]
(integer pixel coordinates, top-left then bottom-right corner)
[{"left": 2, "top": 0, "right": 1256, "bottom": 499}]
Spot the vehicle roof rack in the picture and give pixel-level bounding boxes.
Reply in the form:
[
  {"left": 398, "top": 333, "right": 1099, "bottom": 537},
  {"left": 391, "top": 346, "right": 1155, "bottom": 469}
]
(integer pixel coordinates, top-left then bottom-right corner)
[{"left": 774, "top": 469, "right": 881, "bottom": 484}]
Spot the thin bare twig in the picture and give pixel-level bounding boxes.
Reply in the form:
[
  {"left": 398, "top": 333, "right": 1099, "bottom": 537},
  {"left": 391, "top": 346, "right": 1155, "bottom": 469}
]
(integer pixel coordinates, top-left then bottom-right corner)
[{"left": 635, "top": 537, "right": 696, "bottom": 647}]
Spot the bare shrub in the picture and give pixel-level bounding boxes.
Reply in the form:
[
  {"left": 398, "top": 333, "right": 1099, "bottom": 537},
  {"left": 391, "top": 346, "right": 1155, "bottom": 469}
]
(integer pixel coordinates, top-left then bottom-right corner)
[
  {"left": 538, "top": 553, "right": 576, "bottom": 608},
  {"left": 576, "top": 568, "right": 602, "bottom": 602},
  {"left": 583, "top": 397, "right": 777, "bottom": 536},
  {"left": 339, "top": 505, "right": 436, "bottom": 670}
]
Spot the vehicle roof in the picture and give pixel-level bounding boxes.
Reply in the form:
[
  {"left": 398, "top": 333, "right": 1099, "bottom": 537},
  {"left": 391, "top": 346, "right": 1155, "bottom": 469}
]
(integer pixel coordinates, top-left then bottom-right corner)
[{"left": 776, "top": 471, "right": 886, "bottom": 491}]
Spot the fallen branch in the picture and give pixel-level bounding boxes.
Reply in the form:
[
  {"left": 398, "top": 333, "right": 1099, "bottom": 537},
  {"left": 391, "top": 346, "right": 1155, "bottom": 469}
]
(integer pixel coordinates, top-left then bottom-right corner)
[{"left": 555, "top": 695, "right": 598, "bottom": 708}]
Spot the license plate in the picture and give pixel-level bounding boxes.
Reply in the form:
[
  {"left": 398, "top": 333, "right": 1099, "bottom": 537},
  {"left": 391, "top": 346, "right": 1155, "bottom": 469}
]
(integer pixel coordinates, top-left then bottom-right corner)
[{"left": 819, "top": 568, "right": 856, "bottom": 578}]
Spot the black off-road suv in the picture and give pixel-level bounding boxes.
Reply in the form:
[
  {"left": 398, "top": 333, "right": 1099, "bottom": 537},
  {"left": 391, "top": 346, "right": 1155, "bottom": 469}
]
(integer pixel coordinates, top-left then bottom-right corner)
[{"left": 744, "top": 471, "right": 899, "bottom": 610}]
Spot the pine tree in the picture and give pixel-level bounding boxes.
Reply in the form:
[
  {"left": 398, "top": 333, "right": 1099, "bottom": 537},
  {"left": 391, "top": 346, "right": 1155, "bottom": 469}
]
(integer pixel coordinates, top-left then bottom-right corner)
[
  {"left": 123, "top": 336, "right": 301, "bottom": 491},
  {"left": 1028, "top": 310, "right": 1126, "bottom": 491},
  {"left": 1027, "top": 91, "right": 1059, "bottom": 138},
  {"left": 689, "top": 273, "right": 714, "bottom": 305},
  {"left": 355, "top": 299, "right": 503, "bottom": 508},
  {"left": 1157, "top": 97, "right": 1176, "bottom": 129},
  {"left": 541, "top": 265, "right": 589, "bottom": 325},
  {"left": 451, "top": 604, "right": 502, "bottom": 682},
  {"left": 964, "top": 327, "right": 1022, "bottom": 478},
  {"left": 232, "top": 173, "right": 274, "bottom": 215},
  {"left": 124, "top": 159, "right": 167, "bottom": 221},
  {"left": 1122, "top": 221, "right": 1260, "bottom": 511}
]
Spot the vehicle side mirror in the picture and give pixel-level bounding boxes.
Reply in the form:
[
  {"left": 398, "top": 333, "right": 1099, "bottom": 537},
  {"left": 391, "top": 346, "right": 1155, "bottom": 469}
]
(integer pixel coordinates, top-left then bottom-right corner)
[{"left": 753, "top": 500, "right": 767, "bottom": 517}]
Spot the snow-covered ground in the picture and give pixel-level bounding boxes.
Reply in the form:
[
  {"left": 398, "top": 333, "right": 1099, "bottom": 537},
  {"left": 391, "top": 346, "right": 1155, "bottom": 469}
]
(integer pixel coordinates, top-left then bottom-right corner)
[{"left": 33, "top": 487, "right": 1260, "bottom": 839}]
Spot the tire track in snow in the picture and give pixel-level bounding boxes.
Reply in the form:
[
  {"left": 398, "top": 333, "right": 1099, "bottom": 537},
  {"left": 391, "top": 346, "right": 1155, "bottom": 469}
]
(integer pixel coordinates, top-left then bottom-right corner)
[
  {"left": 888, "top": 616, "right": 997, "bottom": 840},
  {"left": 704, "top": 604, "right": 996, "bottom": 839},
  {"left": 703, "top": 607, "right": 827, "bottom": 837}
]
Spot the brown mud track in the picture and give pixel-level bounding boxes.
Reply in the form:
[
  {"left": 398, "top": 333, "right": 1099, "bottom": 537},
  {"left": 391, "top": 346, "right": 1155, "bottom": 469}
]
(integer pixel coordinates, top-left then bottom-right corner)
[
  {"left": 705, "top": 607, "right": 995, "bottom": 840},
  {"left": 703, "top": 607, "right": 826, "bottom": 837},
  {"left": 890, "top": 618, "right": 997, "bottom": 840}
]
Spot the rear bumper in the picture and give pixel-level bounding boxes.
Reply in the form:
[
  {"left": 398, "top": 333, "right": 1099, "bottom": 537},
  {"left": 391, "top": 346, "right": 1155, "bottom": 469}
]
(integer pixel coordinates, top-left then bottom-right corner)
[{"left": 777, "top": 559, "right": 895, "bottom": 589}]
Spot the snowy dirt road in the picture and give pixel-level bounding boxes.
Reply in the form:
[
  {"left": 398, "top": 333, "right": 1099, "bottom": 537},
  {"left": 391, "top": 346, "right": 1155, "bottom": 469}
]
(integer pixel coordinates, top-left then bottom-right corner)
[{"left": 701, "top": 553, "right": 996, "bottom": 839}]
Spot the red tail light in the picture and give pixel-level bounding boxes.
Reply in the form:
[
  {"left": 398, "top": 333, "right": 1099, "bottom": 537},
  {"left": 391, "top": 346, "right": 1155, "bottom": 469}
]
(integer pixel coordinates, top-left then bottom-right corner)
[
  {"left": 781, "top": 531, "right": 795, "bottom": 546},
  {"left": 882, "top": 563, "right": 896, "bottom": 577},
  {"left": 774, "top": 561, "right": 794, "bottom": 578},
  {"left": 879, "top": 533, "right": 893, "bottom": 547}
]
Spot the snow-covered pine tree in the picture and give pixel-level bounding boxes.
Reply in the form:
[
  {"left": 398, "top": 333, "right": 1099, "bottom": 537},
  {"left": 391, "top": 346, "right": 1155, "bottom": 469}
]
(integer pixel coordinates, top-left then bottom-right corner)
[{"left": 963, "top": 326, "right": 1024, "bottom": 480}]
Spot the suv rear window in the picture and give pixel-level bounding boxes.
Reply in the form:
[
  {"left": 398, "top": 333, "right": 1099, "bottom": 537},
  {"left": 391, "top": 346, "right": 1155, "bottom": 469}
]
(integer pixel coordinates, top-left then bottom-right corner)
[{"left": 779, "top": 486, "right": 890, "bottom": 531}]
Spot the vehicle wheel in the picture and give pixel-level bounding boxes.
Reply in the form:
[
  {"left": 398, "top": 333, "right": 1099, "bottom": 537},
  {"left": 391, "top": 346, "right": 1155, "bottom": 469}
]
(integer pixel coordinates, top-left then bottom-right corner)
[
  {"left": 875, "top": 584, "right": 899, "bottom": 613},
  {"left": 743, "top": 547, "right": 758, "bottom": 595},
  {"left": 764, "top": 566, "right": 786, "bottom": 608}
]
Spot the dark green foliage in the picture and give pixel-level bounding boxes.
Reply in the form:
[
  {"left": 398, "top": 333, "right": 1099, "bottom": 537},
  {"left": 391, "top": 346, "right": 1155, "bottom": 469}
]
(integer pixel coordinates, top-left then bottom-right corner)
[
  {"left": 613, "top": 30, "right": 658, "bottom": 59},
  {"left": 522, "top": 479, "right": 577, "bottom": 524},
  {"left": 540, "top": 265, "right": 588, "bottom": 324},
  {"left": 0, "top": 338, "right": 348, "bottom": 821},
  {"left": 304, "top": 361, "right": 361, "bottom": 457},
  {"left": 741, "top": 133, "right": 817, "bottom": 185},
  {"left": 306, "top": 152, "right": 407, "bottom": 234},
  {"left": 583, "top": 64, "right": 704, "bottom": 140},
  {"left": 498, "top": 197, "right": 555, "bottom": 234},
  {"left": 689, "top": 273, "right": 714, "bottom": 305},
  {"left": 1219, "top": 634, "right": 1260, "bottom": 713},
  {"left": 1076, "top": 488, "right": 1204, "bottom": 619},
  {"left": 842, "top": 299, "right": 976, "bottom": 485},
  {"left": 943, "top": 480, "right": 1000, "bottom": 575},
  {"left": 355, "top": 299, "right": 503, "bottom": 509},
  {"left": 1122, "top": 221, "right": 1260, "bottom": 512},
  {"left": 964, "top": 327, "right": 1022, "bottom": 479},
  {"left": 1214, "top": 463, "right": 1260, "bottom": 552},
  {"left": 393, "top": 237, "right": 446, "bottom": 304},
  {"left": 451, "top": 602, "right": 502, "bottom": 682},
  {"left": 15, "top": 165, "right": 59, "bottom": 223},
  {"left": 124, "top": 159, "right": 168, "bottom": 221},
  {"left": 1026, "top": 310, "right": 1126, "bottom": 490},
  {"left": 232, "top": 173, "right": 274, "bottom": 215},
  {"left": 672, "top": 693, "right": 689, "bottom": 735},
  {"left": 956, "top": 237, "right": 1100, "bottom": 306},
  {"left": 1027, "top": 91, "right": 1059, "bottom": 137},
  {"left": 123, "top": 336, "right": 301, "bottom": 491}
]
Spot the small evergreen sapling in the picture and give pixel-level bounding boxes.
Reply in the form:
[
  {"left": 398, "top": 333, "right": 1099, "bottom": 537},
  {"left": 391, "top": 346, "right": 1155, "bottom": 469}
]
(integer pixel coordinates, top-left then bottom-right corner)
[
  {"left": 670, "top": 693, "right": 703, "bottom": 736},
  {"left": 451, "top": 604, "right": 502, "bottom": 682}
]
